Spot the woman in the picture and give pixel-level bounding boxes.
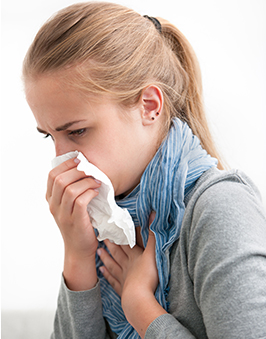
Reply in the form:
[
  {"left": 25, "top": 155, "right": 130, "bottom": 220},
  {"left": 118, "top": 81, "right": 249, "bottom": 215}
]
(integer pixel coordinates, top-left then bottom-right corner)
[{"left": 23, "top": 2, "right": 266, "bottom": 338}]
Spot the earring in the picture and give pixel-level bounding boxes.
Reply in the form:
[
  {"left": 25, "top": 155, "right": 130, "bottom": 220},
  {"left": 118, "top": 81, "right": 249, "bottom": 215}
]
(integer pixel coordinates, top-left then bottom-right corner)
[{"left": 151, "top": 112, "right": 159, "bottom": 120}]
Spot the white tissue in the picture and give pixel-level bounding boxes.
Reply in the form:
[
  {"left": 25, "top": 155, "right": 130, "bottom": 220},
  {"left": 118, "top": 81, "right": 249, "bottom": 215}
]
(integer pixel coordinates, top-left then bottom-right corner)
[{"left": 51, "top": 151, "right": 136, "bottom": 248}]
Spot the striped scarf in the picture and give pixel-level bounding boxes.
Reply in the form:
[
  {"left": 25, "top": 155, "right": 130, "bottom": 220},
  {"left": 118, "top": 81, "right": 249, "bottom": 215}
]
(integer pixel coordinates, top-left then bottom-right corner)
[{"left": 96, "top": 118, "right": 217, "bottom": 338}]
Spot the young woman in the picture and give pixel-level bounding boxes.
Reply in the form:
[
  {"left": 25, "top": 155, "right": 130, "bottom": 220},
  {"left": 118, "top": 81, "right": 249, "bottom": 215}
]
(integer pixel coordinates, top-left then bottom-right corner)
[{"left": 23, "top": 2, "right": 266, "bottom": 338}]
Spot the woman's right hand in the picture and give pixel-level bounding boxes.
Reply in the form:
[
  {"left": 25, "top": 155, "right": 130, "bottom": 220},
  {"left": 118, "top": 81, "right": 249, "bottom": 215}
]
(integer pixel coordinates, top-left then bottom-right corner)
[{"left": 46, "top": 157, "right": 101, "bottom": 290}]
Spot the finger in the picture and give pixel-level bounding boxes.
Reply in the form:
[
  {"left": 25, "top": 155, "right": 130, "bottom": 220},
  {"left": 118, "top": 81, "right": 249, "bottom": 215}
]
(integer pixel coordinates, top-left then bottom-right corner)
[
  {"left": 145, "top": 230, "right": 156, "bottom": 254},
  {"left": 104, "top": 240, "right": 129, "bottom": 268},
  {"left": 97, "top": 247, "right": 124, "bottom": 283},
  {"left": 99, "top": 265, "right": 122, "bottom": 296},
  {"left": 48, "top": 167, "right": 94, "bottom": 209},
  {"left": 61, "top": 177, "right": 101, "bottom": 214},
  {"left": 47, "top": 158, "right": 79, "bottom": 200},
  {"left": 72, "top": 188, "right": 99, "bottom": 222},
  {"left": 140, "top": 211, "right": 156, "bottom": 253},
  {"left": 149, "top": 211, "right": 156, "bottom": 226},
  {"left": 120, "top": 242, "right": 143, "bottom": 257}
]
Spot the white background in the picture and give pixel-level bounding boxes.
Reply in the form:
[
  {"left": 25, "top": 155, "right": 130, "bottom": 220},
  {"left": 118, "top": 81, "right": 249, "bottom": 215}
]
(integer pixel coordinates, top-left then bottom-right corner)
[{"left": 2, "top": 0, "right": 266, "bottom": 313}]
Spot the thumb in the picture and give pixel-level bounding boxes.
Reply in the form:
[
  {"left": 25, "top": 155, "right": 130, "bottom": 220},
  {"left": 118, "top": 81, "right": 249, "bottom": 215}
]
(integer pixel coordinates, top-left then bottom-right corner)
[
  {"left": 149, "top": 211, "right": 156, "bottom": 226},
  {"left": 146, "top": 211, "right": 156, "bottom": 251}
]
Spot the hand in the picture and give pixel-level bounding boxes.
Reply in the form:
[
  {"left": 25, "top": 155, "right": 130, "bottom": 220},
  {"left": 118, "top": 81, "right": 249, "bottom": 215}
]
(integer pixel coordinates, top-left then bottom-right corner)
[
  {"left": 47, "top": 157, "right": 101, "bottom": 257},
  {"left": 98, "top": 212, "right": 167, "bottom": 337},
  {"left": 46, "top": 157, "right": 101, "bottom": 290},
  {"left": 98, "top": 212, "right": 157, "bottom": 297}
]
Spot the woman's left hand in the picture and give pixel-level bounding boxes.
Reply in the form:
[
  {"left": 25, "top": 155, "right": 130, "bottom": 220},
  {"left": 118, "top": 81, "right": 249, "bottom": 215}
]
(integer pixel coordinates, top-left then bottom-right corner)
[{"left": 97, "top": 212, "right": 167, "bottom": 338}]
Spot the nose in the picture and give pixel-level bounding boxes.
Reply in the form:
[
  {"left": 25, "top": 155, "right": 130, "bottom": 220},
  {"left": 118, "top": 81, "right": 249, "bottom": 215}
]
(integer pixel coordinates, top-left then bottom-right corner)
[{"left": 55, "top": 140, "right": 73, "bottom": 157}]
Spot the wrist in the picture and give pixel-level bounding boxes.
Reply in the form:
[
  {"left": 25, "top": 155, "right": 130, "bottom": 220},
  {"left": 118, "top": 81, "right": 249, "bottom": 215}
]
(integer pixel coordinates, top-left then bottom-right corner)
[
  {"left": 122, "top": 290, "right": 167, "bottom": 338},
  {"left": 63, "top": 250, "right": 98, "bottom": 291}
]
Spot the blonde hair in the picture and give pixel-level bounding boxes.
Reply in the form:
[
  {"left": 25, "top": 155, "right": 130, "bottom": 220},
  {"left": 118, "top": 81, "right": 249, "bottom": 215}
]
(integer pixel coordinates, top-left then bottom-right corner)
[{"left": 23, "top": 1, "right": 224, "bottom": 168}]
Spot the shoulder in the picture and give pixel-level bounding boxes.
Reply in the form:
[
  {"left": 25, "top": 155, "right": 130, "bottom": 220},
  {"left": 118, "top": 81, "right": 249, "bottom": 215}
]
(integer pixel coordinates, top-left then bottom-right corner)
[
  {"left": 186, "top": 167, "right": 263, "bottom": 207},
  {"left": 185, "top": 167, "right": 265, "bottom": 226},
  {"left": 182, "top": 167, "right": 266, "bottom": 266}
]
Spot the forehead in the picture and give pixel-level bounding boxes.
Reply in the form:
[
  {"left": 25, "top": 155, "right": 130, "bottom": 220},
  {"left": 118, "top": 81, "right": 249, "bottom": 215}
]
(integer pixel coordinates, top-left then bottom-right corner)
[
  {"left": 25, "top": 74, "right": 131, "bottom": 130},
  {"left": 26, "top": 74, "right": 76, "bottom": 105},
  {"left": 25, "top": 76, "right": 94, "bottom": 130},
  {"left": 25, "top": 72, "right": 116, "bottom": 108}
]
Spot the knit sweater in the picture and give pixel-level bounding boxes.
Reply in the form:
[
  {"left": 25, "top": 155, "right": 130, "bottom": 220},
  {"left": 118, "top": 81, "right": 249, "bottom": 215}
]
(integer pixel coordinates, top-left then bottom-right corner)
[{"left": 51, "top": 168, "right": 266, "bottom": 339}]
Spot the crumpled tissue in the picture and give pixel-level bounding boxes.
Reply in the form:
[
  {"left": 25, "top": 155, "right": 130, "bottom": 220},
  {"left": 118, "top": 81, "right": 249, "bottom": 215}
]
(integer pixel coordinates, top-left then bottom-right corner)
[{"left": 51, "top": 151, "right": 136, "bottom": 248}]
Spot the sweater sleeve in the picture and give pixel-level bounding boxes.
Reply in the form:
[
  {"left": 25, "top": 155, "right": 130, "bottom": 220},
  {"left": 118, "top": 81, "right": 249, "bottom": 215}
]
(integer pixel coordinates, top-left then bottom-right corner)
[
  {"left": 50, "top": 276, "right": 115, "bottom": 339},
  {"left": 145, "top": 314, "right": 196, "bottom": 339},
  {"left": 188, "top": 171, "right": 266, "bottom": 338}
]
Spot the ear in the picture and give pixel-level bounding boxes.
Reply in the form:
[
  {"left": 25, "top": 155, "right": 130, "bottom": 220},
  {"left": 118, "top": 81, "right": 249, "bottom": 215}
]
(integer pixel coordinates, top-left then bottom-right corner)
[{"left": 141, "top": 85, "right": 163, "bottom": 126}]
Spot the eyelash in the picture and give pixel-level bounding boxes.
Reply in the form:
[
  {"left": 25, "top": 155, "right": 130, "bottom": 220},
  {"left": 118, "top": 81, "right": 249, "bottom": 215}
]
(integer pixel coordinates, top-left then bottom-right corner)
[
  {"left": 69, "top": 128, "right": 86, "bottom": 137},
  {"left": 44, "top": 134, "right": 52, "bottom": 139},
  {"left": 43, "top": 129, "right": 86, "bottom": 140}
]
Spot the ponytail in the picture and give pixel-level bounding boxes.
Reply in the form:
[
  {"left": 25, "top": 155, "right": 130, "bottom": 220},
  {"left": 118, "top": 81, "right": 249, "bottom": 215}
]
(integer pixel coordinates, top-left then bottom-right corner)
[{"left": 159, "top": 18, "right": 224, "bottom": 169}]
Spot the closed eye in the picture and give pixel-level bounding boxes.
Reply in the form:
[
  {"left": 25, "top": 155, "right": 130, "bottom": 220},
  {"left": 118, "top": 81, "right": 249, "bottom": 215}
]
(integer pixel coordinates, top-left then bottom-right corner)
[{"left": 37, "top": 127, "right": 53, "bottom": 140}]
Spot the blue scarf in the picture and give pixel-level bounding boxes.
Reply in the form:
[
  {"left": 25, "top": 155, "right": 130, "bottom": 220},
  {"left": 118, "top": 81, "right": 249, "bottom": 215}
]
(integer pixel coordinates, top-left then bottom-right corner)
[{"left": 96, "top": 118, "right": 217, "bottom": 338}]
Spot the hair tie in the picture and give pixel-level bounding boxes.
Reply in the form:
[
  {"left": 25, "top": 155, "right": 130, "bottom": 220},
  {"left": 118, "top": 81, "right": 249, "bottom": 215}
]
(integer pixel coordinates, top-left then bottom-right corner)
[{"left": 143, "top": 15, "right": 162, "bottom": 33}]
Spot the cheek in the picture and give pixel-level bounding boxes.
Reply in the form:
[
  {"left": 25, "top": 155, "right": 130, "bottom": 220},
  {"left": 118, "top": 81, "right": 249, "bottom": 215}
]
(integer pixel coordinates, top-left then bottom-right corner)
[
  {"left": 77, "top": 144, "right": 115, "bottom": 174},
  {"left": 78, "top": 128, "right": 131, "bottom": 185},
  {"left": 89, "top": 148, "right": 125, "bottom": 187},
  {"left": 85, "top": 132, "right": 122, "bottom": 164}
]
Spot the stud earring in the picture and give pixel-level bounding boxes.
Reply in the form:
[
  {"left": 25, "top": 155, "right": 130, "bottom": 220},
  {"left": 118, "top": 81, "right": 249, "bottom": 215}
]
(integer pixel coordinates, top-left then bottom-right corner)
[{"left": 151, "top": 112, "right": 159, "bottom": 120}]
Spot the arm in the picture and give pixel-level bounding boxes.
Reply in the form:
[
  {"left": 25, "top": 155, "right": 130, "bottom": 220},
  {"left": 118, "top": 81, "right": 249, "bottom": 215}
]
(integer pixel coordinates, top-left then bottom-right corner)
[
  {"left": 46, "top": 158, "right": 99, "bottom": 291},
  {"left": 145, "top": 172, "right": 266, "bottom": 339},
  {"left": 145, "top": 314, "right": 196, "bottom": 339},
  {"left": 47, "top": 158, "right": 114, "bottom": 338},
  {"left": 188, "top": 173, "right": 266, "bottom": 338},
  {"left": 51, "top": 277, "right": 110, "bottom": 339}
]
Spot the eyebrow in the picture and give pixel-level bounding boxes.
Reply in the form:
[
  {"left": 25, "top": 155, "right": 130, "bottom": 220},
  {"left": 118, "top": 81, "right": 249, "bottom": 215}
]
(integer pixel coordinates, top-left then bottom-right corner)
[{"left": 36, "top": 120, "right": 87, "bottom": 134}]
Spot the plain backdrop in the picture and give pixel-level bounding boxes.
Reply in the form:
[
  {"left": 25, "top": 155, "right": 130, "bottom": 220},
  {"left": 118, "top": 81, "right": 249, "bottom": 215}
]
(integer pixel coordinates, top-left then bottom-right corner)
[{"left": 1, "top": 0, "right": 266, "bottom": 315}]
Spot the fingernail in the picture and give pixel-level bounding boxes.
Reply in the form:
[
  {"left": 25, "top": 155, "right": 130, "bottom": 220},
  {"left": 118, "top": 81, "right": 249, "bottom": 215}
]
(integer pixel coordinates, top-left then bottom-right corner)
[
  {"left": 99, "top": 266, "right": 105, "bottom": 274},
  {"left": 74, "top": 158, "right": 80, "bottom": 164},
  {"left": 94, "top": 178, "right": 101, "bottom": 184},
  {"left": 97, "top": 249, "right": 102, "bottom": 256}
]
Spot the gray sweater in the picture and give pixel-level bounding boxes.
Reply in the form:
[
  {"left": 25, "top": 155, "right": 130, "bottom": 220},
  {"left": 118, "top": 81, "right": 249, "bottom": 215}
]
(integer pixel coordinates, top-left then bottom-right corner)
[{"left": 51, "top": 168, "right": 266, "bottom": 338}]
